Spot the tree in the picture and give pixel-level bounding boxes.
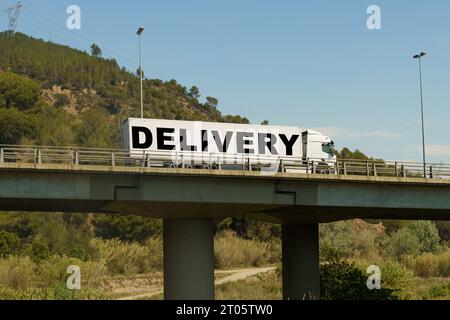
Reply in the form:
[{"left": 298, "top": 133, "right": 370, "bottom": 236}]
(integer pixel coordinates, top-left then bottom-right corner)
[
  {"left": 94, "top": 214, "right": 162, "bottom": 243},
  {"left": 205, "top": 96, "right": 218, "bottom": 109},
  {"left": 76, "top": 108, "right": 113, "bottom": 148},
  {"left": 136, "top": 67, "right": 144, "bottom": 79},
  {"left": 338, "top": 148, "right": 370, "bottom": 160},
  {"left": 188, "top": 86, "right": 200, "bottom": 99},
  {"left": 0, "top": 72, "right": 40, "bottom": 110},
  {"left": 222, "top": 114, "right": 250, "bottom": 124},
  {"left": 90, "top": 43, "right": 102, "bottom": 57},
  {"left": 0, "top": 108, "right": 40, "bottom": 144},
  {"left": 261, "top": 120, "right": 269, "bottom": 125}
]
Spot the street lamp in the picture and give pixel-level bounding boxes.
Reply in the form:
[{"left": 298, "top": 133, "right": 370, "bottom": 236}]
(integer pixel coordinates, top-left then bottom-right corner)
[
  {"left": 413, "top": 51, "right": 427, "bottom": 178},
  {"left": 137, "top": 27, "right": 144, "bottom": 118}
]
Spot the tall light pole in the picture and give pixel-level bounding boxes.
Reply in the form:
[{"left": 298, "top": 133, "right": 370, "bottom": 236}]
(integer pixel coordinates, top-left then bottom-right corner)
[
  {"left": 413, "top": 52, "right": 427, "bottom": 178},
  {"left": 137, "top": 27, "right": 144, "bottom": 118}
]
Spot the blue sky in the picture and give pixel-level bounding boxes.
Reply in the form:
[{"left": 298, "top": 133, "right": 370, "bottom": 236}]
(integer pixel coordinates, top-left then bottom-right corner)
[{"left": 2, "top": 0, "right": 450, "bottom": 162}]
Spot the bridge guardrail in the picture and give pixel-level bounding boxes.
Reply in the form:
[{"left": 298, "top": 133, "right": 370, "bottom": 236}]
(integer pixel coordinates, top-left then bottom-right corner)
[{"left": 0, "top": 144, "right": 449, "bottom": 180}]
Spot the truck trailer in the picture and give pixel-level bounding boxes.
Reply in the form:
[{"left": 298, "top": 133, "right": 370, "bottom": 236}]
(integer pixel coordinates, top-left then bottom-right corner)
[{"left": 123, "top": 118, "right": 336, "bottom": 173}]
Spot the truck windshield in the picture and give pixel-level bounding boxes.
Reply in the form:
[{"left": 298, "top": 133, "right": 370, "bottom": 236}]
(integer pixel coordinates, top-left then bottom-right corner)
[{"left": 322, "top": 142, "right": 335, "bottom": 155}]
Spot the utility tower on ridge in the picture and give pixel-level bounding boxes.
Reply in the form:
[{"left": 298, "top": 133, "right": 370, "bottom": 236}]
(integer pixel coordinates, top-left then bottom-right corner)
[{"left": 3, "top": 1, "right": 22, "bottom": 35}]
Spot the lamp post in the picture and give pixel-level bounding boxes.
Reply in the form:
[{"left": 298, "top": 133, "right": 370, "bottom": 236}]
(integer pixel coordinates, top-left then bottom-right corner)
[
  {"left": 413, "top": 51, "right": 427, "bottom": 178},
  {"left": 137, "top": 27, "right": 144, "bottom": 118}
]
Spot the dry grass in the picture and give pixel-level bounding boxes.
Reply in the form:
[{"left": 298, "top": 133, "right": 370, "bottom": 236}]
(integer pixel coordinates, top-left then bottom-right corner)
[
  {"left": 214, "top": 231, "right": 279, "bottom": 269},
  {"left": 403, "top": 251, "right": 450, "bottom": 277},
  {"left": 89, "top": 237, "right": 162, "bottom": 274},
  {"left": 0, "top": 256, "right": 34, "bottom": 289}
]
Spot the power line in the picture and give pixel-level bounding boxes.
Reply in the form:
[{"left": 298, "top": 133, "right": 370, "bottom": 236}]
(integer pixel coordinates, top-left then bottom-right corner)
[{"left": 3, "top": 1, "right": 22, "bottom": 35}]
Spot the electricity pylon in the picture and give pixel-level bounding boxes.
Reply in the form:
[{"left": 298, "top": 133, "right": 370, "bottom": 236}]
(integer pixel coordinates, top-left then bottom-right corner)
[{"left": 3, "top": 1, "right": 22, "bottom": 35}]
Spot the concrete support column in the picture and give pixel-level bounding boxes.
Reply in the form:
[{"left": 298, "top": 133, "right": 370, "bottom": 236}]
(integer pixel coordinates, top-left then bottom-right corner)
[
  {"left": 163, "top": 219, "right": 215, "bottom": 300},
  {"left": 282, "top": 223, "right": 320, "bottom": 300}
]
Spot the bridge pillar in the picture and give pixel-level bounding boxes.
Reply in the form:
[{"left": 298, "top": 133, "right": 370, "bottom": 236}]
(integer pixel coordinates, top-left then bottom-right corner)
[
  {"left": 163, "top": 219, "right": 215, "bottom": 300},
  {"left": 282, "top": 223, "right": 320, "bottom": 300}
]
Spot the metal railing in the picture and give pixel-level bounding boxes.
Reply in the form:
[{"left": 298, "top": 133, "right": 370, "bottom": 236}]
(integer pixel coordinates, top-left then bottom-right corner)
[{"left": 0, "top": 144, "right": 449, "bottom": 180}]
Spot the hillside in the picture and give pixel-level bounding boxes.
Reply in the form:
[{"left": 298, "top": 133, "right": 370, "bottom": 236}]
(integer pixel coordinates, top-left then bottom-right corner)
[{"left": 0, "top": 32, "right": 248, "bottom": 148}]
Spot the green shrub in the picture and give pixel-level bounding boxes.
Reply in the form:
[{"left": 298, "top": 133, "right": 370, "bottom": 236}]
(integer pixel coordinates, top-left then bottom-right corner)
[
  {"left": 407, "top": 221, "right": 441, "bottom": 254},
  {"left": 320, "top": 220, "right": 385, "bottom": 260},
  {"left": 0, "top": 231, "right": 20, "bottom": 257},
  {"left": 386, "top": 228, "right": 421, "bottom": 259},
  {"left": 427, "top": 282, "right": 450, "bottom": 299},
  {"left": 378, "top": 260, "right": 415, "bottom": 300},
  {"left": 320, "top": 247, "right": 395, "bottom": 300},
  {"left": 31, "top": 239, "right": 50, "bottom": 262},
  {"left": 53, "top": 93, "right": 70, "bottom": 108}
]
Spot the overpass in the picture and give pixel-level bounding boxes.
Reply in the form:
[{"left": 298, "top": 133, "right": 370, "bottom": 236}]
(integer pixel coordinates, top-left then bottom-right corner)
[{"left": 1, "top": 145, "right": 450, "bottom": 300}]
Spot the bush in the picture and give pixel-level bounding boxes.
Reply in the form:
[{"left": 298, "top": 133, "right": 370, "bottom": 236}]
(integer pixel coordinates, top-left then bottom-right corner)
[
  {"left": 386, "top": 221, "right": 442, "bottom": 260},
  {"left": 407, "top": 221, "right": 441, "bottom": 254},
  {"left": 320, "top": 248, "right": 395, "bottom": 300},
  {"left": 30, "top": 239, "right": 50, "bottom": 262},
  {"left": 0, "top": 256, "right": 34, "bottom": 289},
  {"left": 0, "top": 231, "right": 20, "bottom": 257},
  {"left": 320, "top": 220, "right": 385, "bottom": 260},
  {"left": 53, "top": 93, "right": 70, "bottom": 108},
  {"left": 386, "top": 228, "right": 421, "bottom": 259},
  {"left": 403, "top": 251, "right": 450, "bottom": 277},
  {"left": 378, "top": 260, "right": 415, "bottom": 300},
  {"left": 214, "top": 231, "right": 276, "bottom": 269}
]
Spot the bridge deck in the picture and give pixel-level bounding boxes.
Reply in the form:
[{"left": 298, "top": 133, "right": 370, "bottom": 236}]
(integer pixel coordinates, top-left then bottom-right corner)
[{"left": 1, "top": 161, "right": 450, "bottom": 223}]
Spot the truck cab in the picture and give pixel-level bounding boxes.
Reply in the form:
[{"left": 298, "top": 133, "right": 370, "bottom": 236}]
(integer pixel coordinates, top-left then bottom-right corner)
[{"left": 302, "top": 130, "right": 337, "bottom": 162}]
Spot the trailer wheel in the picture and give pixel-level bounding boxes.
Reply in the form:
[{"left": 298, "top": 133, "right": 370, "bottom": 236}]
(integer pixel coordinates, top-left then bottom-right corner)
[
  {"left": 185, "top": 164, "right": 193, "bottom": 169},
  {"left": 316, "top": 162, "right": 330, "bottom": 174},
  {"left": 168, "top": 163, "right": 178, "bottom": 169},
  {"left": 202, "top": 165, "right": 210, "bottom": 170}
]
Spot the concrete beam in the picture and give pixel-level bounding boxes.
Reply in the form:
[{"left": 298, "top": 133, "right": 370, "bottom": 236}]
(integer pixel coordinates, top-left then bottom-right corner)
[
  {"left": 163, "top": 219, "right": 215, "bottom": 300},
  {"left": 282, "top": 223, "right": 320, "bottom": 300}
]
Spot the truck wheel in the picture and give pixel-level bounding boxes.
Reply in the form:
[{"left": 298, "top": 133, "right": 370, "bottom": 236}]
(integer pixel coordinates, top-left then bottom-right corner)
[
  {"left": 168, "top": 163, "right": 178, "bottom": 169},
  {"left": 316, "top": 162, "right": 330, "bottom": 174}
]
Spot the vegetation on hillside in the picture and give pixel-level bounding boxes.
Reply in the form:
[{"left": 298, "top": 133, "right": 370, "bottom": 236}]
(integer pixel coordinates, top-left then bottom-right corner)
[{"left": 0, "top": 32, "right": 248, "bottom": 147}]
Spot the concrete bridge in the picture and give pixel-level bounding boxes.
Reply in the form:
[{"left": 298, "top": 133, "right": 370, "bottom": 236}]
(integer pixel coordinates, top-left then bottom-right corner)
[{"left": 1, "top": 145, "right": 450, "bottom": 300}]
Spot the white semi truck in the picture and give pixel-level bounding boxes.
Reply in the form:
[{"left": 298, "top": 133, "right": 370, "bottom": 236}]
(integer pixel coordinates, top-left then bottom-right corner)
[{"left": 123, "top": 118, "right": 336, "bottom": 173}]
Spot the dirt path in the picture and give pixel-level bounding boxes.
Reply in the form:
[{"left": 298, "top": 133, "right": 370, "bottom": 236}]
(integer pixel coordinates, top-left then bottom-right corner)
[{"left": 116, "top": 267, "right": 276, "bottom": 300}]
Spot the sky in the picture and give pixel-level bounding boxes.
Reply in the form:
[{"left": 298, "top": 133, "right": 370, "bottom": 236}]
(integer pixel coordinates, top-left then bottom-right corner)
[{"left": 1, "top": 0, "right": 450, "bottom": 162}]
